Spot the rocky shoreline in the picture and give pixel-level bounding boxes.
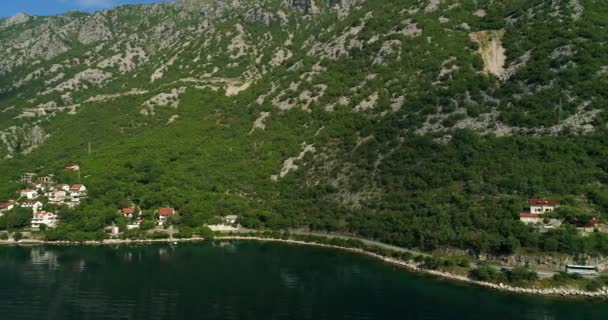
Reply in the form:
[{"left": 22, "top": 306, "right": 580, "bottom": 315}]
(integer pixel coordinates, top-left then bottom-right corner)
[{"left": 1, "top": 236, "right": 607, "bottom": 299}]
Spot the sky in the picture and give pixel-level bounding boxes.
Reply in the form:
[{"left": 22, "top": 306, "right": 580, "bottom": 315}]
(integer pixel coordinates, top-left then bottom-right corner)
[{"left": 0, "top": 0, "right": 174, "bottom": 19}]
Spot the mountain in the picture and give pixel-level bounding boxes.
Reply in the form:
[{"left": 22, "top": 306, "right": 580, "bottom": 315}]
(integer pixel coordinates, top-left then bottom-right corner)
[{"left": 1, "top": 0, "right": 608, "bottom": 253}]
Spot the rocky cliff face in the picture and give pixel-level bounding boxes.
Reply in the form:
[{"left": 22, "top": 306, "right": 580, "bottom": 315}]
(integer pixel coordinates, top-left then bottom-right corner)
[{"left": 0, "top": 0, "right": 606, "bottom": 160}]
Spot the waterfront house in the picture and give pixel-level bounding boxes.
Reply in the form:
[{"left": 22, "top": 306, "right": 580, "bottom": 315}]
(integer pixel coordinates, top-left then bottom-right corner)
[
  {"left": 588, "top": 217, "right": 601, "bottom": 227},
  {"left": 31, "top": 211, "right": 58, "bottom": 229},
  {"left": 225, "top": 215, "right": 239, "bottom": 225},
  {"left": 519, "top": 213, "right": 543, "bottom": 224},
  {"left": 127, "top": 218, "right": 142, "bottom": 230},
  {"left": 20, "top": 189, "right": 38, "bottom": 200},
  {"left": 529, "top": 198, "right": 560, "bottom": 213},
  {"left": 21, "top": 200, "right": 43, "bottom": 213},
  {"left": 120, "top": 207, "right": 136, "bottom": 218},
  {"left": 105, "top": 226, "right": 120, "bottom": 235},
  {"left": 158, "top": 207, "right": 175, "bottom": 225}
]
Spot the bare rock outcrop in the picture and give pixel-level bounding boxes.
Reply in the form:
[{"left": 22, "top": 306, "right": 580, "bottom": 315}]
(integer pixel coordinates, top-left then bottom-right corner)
[{"left": 469, "top": 30, "right": 506, "bottom": 78}]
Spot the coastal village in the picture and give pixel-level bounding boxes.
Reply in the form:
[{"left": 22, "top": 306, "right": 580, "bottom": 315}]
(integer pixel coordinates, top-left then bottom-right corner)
[
  {"left": 0, "top": 166, "right": 88, "bottom": 230},
  {"left": 1, "top": 166, "right": 605, "bottom": 240},
  {"left": 0, "top": 165, "right": 241, "bottom": 235},
  {"left": 0, "top": 167, "right": 607, "bottom": 297}
]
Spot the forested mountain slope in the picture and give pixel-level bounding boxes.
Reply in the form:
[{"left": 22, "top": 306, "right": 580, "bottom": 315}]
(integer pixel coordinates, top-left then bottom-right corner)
[{"left": 1, "top": 0, "right": 608, "bottom": 254}]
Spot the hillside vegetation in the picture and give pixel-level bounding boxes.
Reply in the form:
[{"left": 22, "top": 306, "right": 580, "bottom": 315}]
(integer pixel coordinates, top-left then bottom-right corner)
[{"left": 0, "top": 0, "right": 608, "bottom": 255}]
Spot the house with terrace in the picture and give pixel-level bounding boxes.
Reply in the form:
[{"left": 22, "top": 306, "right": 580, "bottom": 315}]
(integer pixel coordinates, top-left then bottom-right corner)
[
  {"left": 69, "top": 184, "right": 87, "bottom": 203},
  {"left": 520, "top": 198, "right": 560, "bottom": 224},
  {"left": 20, "top": 189, "right": 38, "bottom": 200},
  {"left": 158, "top": 207, "right": 175, "bottom": 225},
  {"left": 21, "top": 200, "right": 43, "bottom": 213},
  {"left": 31, "top": 211, "right": 58, "bottom": 229}
]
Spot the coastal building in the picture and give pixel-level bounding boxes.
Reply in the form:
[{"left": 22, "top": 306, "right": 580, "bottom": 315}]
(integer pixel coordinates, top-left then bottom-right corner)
[
  {"left": 48, "top": 190, "right": 68, "bottom": 203},
  {"left": 55, "top": 184, "right": 70, "bottom": 192},
  {"left": 0, "top": 200, "right": 16, "bottom": 213},
  {"left": 21, "top": 173, "right": 36, "bottom": 183},
  {"left": 40, "top": 175, "right": 54, "bottom": 184},
  {"left": 519, "top": 213, "right": 543, "bottom": 224},
  {"left": 69, "top": 184, "right": 87, "bottom": 202},
  {"left": 70, "top": 184, "right": 87, "bottom": 194},
  {"left": 31, "top": 211, "right": 58, "bottom": 229},
  {"left": 158, "top": 207, "right": 175, "bottom": 225},
  {"left": 120, "top": 208, "right": 136, "bottom": 218},
  {"left": 528, "top": 198, "right": 560, "bottom": 213},
  {"left": 33, "top": 181, "right": 46, "bottom": 191},
  {"left": 589, "top": 217, "right": 601, "bottom": 227},
  {"left": 225, "top": 215, "right": 239, "bottom": 225},
  {"left": 127, "top": 218, "right": 142, "bottom": 230},
  {"left": 21, "top": 200, "right": 43, "bottom": 213},
  {"left": 105, "top": 226, "right": 120, "bottom": 235},
  {"left": 20, "top": 189, "right": 38, "bottom": 200}
]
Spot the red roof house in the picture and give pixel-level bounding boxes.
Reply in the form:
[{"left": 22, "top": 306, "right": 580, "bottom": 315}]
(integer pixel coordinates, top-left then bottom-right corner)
[
  {"left": 528, "top": 198, "right": 560, "bottom": 206},
  {"left": 528, "top": 198, "right": 560, "bottom": 213},
  {"left": 158, "top": 207, "right": 175, "bottom": 216},
  {"left": 121, "top": 208, "right": 135, "bottom": 215},
  {"left": 588, "top": 217, "right": 601, "bottom": 228},
  {"left": 70, "top": 184, "right": 86, "bottom": 191}
]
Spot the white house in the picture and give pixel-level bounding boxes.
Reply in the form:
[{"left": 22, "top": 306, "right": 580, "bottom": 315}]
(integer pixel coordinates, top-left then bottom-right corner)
[
  {"left": 120, "top": 208, "right": 136, "bottom": 218},
  {"left": 31, "top": 211, "right": 58, "bottom": 229},
  {"left": 224, "top": 215, "right": 239, "bottom": 225},
  {"left": 529, "top": 198, "right": 560, "bottom": 214},
  {"left": 69, "top": 184, "right": 87, "bottom": 202},
  {"left": 158, "top": 207, "right": 175, "bottom": 225},
  {"left": 33, "top": 181, "right": 46, "bottom": 192},
  {"left": 519, "top": 213, "right": 543, "bottom": 224},
  {"left": 20, "top": 189, "right": 38, "bottom": 200},
  {"left": 40, "top": 175, "right": 54, "bottom": 184},
  {"left": 0, "top": 201, "right": 16, "bottom": 213},
  {"left": 48, "top": 190, "right": 68, "bottom": 203},
  {"left": 21, "top": 200, "right": 43, "bottom": 213},
  {"left": 70, "top": 184, "right": 87, "bottom": 193},
  {"left": 55, "top": 184, "right": 70, "bottom": 192},
  {"left": 21, "top": 173, "right": 36, "bottom": 183}
]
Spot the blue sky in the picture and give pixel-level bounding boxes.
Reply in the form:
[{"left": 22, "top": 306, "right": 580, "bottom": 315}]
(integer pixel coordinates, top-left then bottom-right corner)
[{"left": 0, "top": 0, "right": 174, "bottom": 19}]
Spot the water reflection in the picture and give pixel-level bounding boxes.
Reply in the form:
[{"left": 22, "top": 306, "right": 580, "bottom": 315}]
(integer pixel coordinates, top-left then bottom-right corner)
[
  {"left": 0, "top": 243, "right": 604, "bottom": 320},
  {"left": 30, "top": 248, "right": 59, "bottom": 269}
]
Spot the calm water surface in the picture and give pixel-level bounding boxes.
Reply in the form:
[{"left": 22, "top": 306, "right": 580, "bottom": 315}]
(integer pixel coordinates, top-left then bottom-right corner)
[{"left": 0, "top": 241, "right": 605, "bottom": 320}]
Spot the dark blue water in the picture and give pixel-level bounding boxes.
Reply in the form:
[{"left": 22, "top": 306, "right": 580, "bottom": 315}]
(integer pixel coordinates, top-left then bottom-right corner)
[{"left": 0, "top": 241, "right": 605, "bottom": 320}]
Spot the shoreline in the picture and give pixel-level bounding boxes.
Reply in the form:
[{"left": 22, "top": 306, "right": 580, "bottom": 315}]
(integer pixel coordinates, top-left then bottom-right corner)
[{"left": 1, "top": 236, "right": 607, "bottom": 299}]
